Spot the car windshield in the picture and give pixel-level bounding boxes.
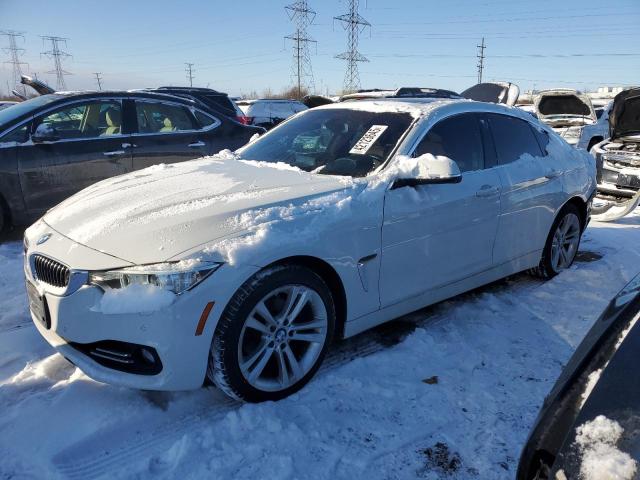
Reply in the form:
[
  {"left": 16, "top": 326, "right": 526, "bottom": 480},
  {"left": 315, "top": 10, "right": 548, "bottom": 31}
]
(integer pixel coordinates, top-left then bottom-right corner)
[
  {"left": 0, "top": 94, "right": 61, "bottom": 126},
  {"left": 238, "top": 108, "right": 414, "bottom": 177}
]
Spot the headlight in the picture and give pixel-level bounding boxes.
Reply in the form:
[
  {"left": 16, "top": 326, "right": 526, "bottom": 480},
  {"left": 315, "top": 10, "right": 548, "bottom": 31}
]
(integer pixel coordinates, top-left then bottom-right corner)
[
  {"left": 563, "top": 127, "right": 583, "bottom": 138},
  {"left": 89, "top": 260, "right": 222, "bottom": 295}
]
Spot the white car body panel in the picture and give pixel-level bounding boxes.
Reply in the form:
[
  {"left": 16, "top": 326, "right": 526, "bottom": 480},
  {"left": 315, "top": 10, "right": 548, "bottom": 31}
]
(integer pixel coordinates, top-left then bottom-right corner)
[{"left": 24, "top": 100, "right": 596, "bottom": 391}]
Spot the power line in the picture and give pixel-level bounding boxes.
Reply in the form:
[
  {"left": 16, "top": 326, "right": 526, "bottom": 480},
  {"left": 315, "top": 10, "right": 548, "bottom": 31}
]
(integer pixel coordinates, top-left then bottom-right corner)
[
  {"left": 334, "top": 0, "right": 371, "bottom": 93},
  {"left": 41, "top": 36, "right": 72, "bottom": 90},
  {"left": 185, "top": 62, "right": 195, "bottom": 87},
  {"left": 1, "top": 30, "right": 28, "bottom": 96},
  {"left": 477, "top": 37, "right": 486, "bottom": 83},
  {"left": 93, "top": 72, "right": 103, "bottom": 90},
  {"left": 285, "top": 1, "right": 317, "bottom": 98}
]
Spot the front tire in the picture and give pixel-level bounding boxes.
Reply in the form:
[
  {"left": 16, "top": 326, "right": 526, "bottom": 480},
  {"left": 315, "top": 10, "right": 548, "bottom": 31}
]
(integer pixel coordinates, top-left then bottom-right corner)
[
  {"left": 208, "top": 265, "right": 335, "bottom": 402},
  {"left": 531, "top": 204, "right": 582, "bottom": 279}
]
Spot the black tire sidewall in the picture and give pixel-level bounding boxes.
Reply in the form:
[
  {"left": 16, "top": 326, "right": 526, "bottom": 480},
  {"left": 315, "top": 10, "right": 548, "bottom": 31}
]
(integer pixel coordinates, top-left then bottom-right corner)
[{"left": 211, "top": 265, "right": 336, "bottom": 402}]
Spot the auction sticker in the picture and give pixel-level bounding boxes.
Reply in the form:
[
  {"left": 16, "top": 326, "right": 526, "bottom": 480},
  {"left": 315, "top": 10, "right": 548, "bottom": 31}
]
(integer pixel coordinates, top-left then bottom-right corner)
[{"left": 349, "top": 125, "right": 388, "bottom": 155}]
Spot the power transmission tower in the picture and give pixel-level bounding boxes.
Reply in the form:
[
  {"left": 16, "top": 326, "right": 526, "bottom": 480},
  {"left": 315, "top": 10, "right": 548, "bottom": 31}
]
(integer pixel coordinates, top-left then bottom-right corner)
[
  {"left": 185, "top": 62, "right": 195, "bottom": 87},
  {"left": 41, "top": 36, "right": 72, "bottom": 90},
  {"left": 477, "top": 37, "right": 486, "bottom": 84},
  {"left": 334, "top": 0, "right": 370, "bottom": 93},
  {"left": 285, "top": 1, "right": 317, "bottom": 98},
  {"left": 93, "top": 72, "right": 103, "bottom": 90},
  {"left": 1, "top": 31, "right": 28, "bottom": 96}
]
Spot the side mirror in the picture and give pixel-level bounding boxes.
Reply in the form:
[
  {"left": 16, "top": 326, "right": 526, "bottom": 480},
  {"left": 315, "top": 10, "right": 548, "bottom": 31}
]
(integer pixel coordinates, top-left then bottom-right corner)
[
  {"left": 392, "top": 154, "right": 462, "bottom": 189},
  {"left": 32, "top": 123, "right": 59, "bottom": 143}
]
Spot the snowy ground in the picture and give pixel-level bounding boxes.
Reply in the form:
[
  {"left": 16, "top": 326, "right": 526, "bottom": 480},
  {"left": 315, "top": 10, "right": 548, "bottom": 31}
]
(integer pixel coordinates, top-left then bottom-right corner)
[{"left": 1, "top": 211, "right": 640, "bottom": 480}]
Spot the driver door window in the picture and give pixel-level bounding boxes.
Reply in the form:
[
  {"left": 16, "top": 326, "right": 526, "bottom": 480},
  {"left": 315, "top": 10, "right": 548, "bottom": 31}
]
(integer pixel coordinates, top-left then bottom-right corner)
[
  {"left": 413, "top": 113, "right": 485, "bottom": 172},
  {"left": 37, "top": 100, "right": 123, "bottom": 139}
]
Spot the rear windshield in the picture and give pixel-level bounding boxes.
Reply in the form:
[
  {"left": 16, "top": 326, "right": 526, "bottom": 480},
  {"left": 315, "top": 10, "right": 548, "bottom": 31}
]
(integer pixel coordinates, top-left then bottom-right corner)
[
  {"left": 239, "top": 108, "right": 414, "bottom": 177},
  {"left": 0, "top": 94, "right": 61, "bottom": 126},
  {"left": 538, "top": 96, "right": 591, "bottom": 116}
]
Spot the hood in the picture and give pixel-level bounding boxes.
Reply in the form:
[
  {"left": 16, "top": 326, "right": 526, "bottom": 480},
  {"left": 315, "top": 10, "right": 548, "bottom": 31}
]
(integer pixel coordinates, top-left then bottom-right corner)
[
  {"left": 609, "top": 87, "right": 640, "bottom": 138},
  {"left": 535, "top": 90, "right": 596, "bottom": 123},
  {"left": 20, "top": 74, "right": 55, "bottom": 96},
  {"left": 43, "top": 154, "right": 348, "bottom": 265},
  {"left": 460, "top": 82, "right": 520, "bottom": 106}
]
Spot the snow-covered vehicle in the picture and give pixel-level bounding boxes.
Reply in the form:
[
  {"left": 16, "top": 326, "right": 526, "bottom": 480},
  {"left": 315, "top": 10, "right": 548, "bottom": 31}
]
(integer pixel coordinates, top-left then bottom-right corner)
[
  {"left": 518, "top": 271, "right": 640, "bottom": 480},
  {"left": 590, "top": 88, "right": 640, "bottom": 221},
  {"left": 534, "top": 89, "right": 604, "bottom": 150},
  {"left": 24, "top": 98, "right": 595, "bottom": 402}
]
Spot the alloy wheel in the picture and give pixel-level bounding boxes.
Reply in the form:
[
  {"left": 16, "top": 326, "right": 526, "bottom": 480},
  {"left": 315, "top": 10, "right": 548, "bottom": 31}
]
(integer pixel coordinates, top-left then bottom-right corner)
[
  {"left": 550, "top": 213, "right": 581, "bottom": 272},
  {"left": 237, "top": 285, "right": 328, "bottom": 392}
]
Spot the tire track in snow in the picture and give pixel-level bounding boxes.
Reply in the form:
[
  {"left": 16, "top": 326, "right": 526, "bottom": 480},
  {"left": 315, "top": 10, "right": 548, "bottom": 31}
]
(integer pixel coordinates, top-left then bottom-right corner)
[{"left": 50, "top": 269, "right": 554, "bottom": 480}]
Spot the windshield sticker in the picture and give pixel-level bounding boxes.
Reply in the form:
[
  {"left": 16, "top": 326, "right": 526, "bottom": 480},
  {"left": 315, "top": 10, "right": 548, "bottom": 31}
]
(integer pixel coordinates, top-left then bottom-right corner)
[{"left": 349, "top": 125, "right": 388, "bottom": 155}]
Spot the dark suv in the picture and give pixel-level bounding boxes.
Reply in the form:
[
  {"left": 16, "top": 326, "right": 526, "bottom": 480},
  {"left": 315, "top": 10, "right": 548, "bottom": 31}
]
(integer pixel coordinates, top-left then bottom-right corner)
[
  {"left": 144, "top": 87, "right": 249, "bottom": 124},
  {"left": 0, "top": 90, "right": 263, "bottom": 231}
]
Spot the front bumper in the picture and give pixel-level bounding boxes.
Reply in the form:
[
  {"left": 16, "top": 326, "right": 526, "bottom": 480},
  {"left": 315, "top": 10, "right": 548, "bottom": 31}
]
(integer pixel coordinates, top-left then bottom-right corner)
[
  {"left": 597, "top": 163, "right": 640, "bottom": 199},
  {"left": 24, "top": 223, "right": 258, "bottom": 391}
]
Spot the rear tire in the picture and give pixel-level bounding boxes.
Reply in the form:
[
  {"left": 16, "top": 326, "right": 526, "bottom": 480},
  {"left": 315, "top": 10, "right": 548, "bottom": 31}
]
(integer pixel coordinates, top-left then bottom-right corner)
[
  {"left": 208, "top": 265, "right": 335, "bottom": 402},
  {"left": 531, "top": 204, "right": 582, "bottom": 279}
]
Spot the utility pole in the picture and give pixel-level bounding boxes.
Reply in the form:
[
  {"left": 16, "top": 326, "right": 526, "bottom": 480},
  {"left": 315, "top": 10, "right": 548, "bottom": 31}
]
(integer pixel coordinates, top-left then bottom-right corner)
[
  {"left": 93, "top": 72, "right": 103, "bottom": 90},
  {"left": 1, "top": 31, "right": 28, "bottom": 96},
  {"left": 41, "top": 36, "right": 72, "bottom": 90},
  {"left": 185, "top": 63, "right": 195, "bottom": 87},
  {"left": 477, "top": 37, "right": 486, "bottom": 84},
  {"left": 285, "top": 1, "right": 316, "bottom": 99},
  {"left": 334, "top": 0, "right": 370, "bottom": 93}
]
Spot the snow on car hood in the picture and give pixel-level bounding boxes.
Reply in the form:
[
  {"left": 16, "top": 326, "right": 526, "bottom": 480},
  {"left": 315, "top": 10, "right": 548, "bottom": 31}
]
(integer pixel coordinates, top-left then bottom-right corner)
[
  {"left": 535, "top": 90, "right": 596, "bottom": 125},
  {"left": 42, "top": 151, "right": 349, "bottom": 265}
]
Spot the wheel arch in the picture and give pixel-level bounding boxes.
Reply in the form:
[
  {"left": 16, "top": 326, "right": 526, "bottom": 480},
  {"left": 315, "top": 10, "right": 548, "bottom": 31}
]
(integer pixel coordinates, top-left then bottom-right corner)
[
  {"left": 265, "top": 255, "right": 348, "bottom": 340},
  {"left": 562, "top": 196, "right": 588, "bottom": 232},
  {"left": 587, "top": 136, "right": 604, "bottom": 151}
]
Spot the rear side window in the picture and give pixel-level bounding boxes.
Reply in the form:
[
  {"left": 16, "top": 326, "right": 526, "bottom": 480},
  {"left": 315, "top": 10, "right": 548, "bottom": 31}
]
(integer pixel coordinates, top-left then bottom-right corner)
[
  {"left": 487, "top": 113, "right": 543, "bottom": 165},
  {"left": 135, "top": 101, "right": 196, "bottom": 134},
  {"left": 414, "top": 113, "right": 485, "bottom": 172},
  {"left": 531, "top": 125, "right": 550, "bottom": 155},
  {"left": 194, "top": 110, "right": 218, "bottom": 129}
]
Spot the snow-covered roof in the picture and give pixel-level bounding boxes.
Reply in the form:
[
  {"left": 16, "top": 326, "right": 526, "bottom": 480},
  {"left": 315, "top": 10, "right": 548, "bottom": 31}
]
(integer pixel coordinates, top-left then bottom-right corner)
[{"left": 315, "top": 98, "right": 466, "bottom": 118}]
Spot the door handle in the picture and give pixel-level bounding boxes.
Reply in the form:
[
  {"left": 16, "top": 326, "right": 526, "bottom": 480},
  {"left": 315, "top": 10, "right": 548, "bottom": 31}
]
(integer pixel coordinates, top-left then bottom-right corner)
[
  {"left": 545, "top": 170, "right": 561, "bottom": 179},
  {"left": 188, "top": 141, "right": 206, "bottom": 148},
  {"left": 121, "top": 143, "right": 137, "bottom": 149},
  {"left": 103, "top": 150, "right": 126, "bottom": 157},
  {"left": 475, "top": 186, "right": 500, "bottom": 198}
]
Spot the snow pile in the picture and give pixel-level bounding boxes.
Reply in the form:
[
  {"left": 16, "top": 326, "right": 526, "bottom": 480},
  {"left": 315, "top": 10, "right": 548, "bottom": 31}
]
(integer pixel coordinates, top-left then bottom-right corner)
[
  {"left": 575, "top": 415, "right": 637, "bottom": 480},
  {"left": 96, "top": 284, "right": 175, "bottom": 315}
]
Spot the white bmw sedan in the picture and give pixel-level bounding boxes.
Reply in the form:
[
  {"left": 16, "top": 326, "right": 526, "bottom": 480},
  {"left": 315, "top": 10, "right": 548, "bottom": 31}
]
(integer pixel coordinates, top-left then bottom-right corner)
[{"left": 24, "top": 99, "right": 596, "bottom": 402}]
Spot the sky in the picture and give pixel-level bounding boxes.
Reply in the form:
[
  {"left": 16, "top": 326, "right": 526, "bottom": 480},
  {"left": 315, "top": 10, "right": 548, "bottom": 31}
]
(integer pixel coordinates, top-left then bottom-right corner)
[{"left": 0, "top": 0, "right": 639, "bottom": 97}]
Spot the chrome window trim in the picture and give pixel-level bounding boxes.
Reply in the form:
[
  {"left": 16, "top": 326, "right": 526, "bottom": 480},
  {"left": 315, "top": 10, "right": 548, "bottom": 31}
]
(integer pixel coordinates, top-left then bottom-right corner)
[{"left": 132, "top": 98, "right": 221, "bottom": 137}]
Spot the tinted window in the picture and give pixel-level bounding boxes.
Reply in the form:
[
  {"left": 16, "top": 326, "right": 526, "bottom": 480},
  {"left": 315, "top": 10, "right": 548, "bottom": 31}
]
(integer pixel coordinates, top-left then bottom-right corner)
[
  {"left": 538, "top": 96, "right": 591, "bottom": 116},
  {"left": 487, "top": 114, "right": 543, "bottom": 165},
  {"left": 239, "top": 108, "right": 413, "bottom": 177},
  {"left": 194, "top": 110, "right": 218, "bottom": 129},
  {"left": 0, "top": 124, "right": 29, "bottom": 144},
  {"left": 135, "top": 102, "right": 196, "bottom": 134},
  {"left": 0, "top": 94, "right": 61, "bottom": 126},
  {"left": 414, "top": 113, "right": 484, "bottom": 172},
  {"left": 37, "top": 100, "right": 123, "bottom": 139},
  {"left": 531, "top": 125, "right": 550, "bottom": 155}
]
